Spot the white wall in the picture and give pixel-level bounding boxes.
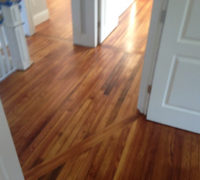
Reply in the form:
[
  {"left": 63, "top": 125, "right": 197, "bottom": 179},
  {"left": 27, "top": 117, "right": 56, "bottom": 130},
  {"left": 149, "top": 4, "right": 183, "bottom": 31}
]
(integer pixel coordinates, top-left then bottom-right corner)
[
  {"left": 31, "top": 0, "right": 49, "bottom": 26},
  {"left": 118, "top": 0, "right": 134, "bottom": 17}
]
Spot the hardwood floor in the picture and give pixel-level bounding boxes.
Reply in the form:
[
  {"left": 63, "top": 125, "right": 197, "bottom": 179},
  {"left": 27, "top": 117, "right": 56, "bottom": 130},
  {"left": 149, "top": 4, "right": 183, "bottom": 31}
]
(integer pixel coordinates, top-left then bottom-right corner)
[{"left": 0, "top": 0, "right": 200, "bottom": 179}]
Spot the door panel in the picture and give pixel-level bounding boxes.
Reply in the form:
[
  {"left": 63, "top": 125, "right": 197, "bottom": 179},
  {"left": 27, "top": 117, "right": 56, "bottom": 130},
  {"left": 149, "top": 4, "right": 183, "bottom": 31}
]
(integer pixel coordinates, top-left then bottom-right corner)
[
  {"left": 179, "top": 0, "right": 200, "bottom": 43},
  {"left": 165, "top": 56, "right": 200, "bottom": 112},
  {"left": 147, "top": 0, "right": 200, "bottom": 133}
]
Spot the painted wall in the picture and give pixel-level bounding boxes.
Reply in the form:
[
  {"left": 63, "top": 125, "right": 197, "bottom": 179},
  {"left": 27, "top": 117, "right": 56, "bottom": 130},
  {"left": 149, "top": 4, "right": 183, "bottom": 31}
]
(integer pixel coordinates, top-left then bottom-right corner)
[
  {"left": 118, "top": 0, "right": 134, "bottom": 16},
  {"left": 31, "top": 0, "right": 49, "bottom": 26}
]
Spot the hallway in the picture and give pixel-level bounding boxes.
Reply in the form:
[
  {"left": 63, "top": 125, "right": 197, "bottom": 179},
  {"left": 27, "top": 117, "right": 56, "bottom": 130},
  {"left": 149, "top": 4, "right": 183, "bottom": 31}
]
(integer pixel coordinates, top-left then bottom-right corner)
[{"left": 0, "top": 0, "right": 200, "bottom": 179}]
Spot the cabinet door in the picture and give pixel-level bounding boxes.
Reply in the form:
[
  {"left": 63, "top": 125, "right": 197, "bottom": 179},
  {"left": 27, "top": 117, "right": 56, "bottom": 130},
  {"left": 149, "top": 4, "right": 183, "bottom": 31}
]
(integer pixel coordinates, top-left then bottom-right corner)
[{"left": 118, "top": 0, "right": 134, "bottom": 16}]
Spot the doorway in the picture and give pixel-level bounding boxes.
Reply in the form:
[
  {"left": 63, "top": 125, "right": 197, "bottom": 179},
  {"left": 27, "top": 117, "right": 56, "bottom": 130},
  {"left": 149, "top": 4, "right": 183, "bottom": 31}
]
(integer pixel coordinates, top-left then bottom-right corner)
[
  {"left": 35, "top": 0, "right": 73, "bottom": 41},
  {"left": 0, "top": 0, "right": 154, "bottom": 179}
]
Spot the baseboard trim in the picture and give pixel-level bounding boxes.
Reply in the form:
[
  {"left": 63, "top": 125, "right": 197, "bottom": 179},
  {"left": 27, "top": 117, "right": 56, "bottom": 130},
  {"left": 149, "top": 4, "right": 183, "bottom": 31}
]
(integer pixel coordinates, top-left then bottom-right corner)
[{"left": 33, "top": 9, "right": 49, "bottom": 26}]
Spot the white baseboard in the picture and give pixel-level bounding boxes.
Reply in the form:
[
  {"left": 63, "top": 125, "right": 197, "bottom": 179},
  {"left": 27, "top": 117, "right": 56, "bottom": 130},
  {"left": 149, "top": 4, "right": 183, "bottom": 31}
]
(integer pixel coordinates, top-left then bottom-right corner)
[{"left": 33, "top": 9, "right": 49, "bottom": 26}]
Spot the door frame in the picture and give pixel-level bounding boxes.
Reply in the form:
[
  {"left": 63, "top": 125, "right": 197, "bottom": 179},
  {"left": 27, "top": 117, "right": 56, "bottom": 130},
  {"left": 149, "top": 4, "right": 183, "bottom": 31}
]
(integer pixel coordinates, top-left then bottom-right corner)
[
  {"left": 21, "top": 0, "right": 35, "bottom": 36},
  {"left": 137, "top": 0, "right": 169, "bottom": 114}
]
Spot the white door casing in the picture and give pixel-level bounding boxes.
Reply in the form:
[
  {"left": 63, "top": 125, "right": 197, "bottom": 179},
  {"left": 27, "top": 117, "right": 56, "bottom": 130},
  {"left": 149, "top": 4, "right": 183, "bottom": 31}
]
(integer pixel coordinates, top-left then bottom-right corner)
[
  {"left": 0, "top": 101, "right": 24, "bottom": 180},
  {"left": 118, "top": 0, "right": 133, "bottom": 17},
  {"left": 20, "top": 0, "right": 35, "bottom": 36},
  {"left": 147, "top": 0, "right": 200, "bottom": 133},
  {"left": 98, "top": 0, "right": 119, "bottom": 43},
  {"left": 71, "top": 0, "right": 98, "bottom": 47},
  {"left": 138, "top": 0, "right": 168, "bottom": 114}
]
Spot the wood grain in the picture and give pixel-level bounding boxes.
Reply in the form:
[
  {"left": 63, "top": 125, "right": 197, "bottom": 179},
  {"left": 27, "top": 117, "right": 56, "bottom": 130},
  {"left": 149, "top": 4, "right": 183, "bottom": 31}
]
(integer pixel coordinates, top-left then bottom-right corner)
[{"left": 0, "top": 0, "right": 200, "bottom": 179}]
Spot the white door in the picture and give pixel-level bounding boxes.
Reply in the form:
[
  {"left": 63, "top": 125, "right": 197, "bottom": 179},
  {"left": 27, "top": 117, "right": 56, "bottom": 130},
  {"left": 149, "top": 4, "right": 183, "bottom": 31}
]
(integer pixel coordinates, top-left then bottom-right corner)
[
  {"left": 98, "top": 0, "right": 119, "bottom": 43},
  {"left": 147, "top": 0, "right": 200, "bottom": 133},
  {"left": 71, "top": 0, "right": 98, "bottom": 47},
  {"left": 0, "top": 101, "right": 24, "bottom": 180}
]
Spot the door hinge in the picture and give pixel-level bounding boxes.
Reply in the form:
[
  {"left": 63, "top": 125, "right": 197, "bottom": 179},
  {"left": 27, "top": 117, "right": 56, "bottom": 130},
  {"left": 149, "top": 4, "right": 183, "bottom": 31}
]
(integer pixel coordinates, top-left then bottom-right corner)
[
  {"left": 160, "top": 10, "right": 167, "bottom": 23},
  {"left": 147, "top": 85, "right": 152, "bottom": 94},
  {"left": 98, "top": 21, "right": 101, "bottom": 28}
]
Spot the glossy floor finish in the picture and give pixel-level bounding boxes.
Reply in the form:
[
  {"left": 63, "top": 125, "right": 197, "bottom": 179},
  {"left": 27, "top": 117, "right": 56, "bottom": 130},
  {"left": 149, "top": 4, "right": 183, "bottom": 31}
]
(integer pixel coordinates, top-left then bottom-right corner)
[{"left": 0, "top": 0, "right": 200, "bottom": 179}]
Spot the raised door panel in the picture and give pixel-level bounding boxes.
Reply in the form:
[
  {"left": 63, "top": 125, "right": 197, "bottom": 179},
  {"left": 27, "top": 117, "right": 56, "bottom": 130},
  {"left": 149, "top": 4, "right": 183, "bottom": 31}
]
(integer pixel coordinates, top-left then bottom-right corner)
[
  {"left": 164, "top": 56, "right": 200, "bottom": 114},
  {"left": 178, "top": 0, "right": 200, "bottom": 44}
]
